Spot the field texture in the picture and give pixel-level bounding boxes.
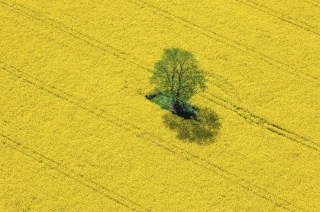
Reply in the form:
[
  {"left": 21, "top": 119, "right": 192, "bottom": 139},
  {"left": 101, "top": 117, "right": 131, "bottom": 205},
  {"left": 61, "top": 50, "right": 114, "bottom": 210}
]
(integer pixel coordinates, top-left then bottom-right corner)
[{"left": 1, "top": 0, "right": 320, "bottom": 211}]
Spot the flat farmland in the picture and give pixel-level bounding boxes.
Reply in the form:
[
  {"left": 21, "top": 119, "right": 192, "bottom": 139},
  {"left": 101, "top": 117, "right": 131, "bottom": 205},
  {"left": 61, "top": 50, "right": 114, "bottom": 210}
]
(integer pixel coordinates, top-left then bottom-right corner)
[{"left": 1, "top": 0, "right": 319, "bottom": 211}]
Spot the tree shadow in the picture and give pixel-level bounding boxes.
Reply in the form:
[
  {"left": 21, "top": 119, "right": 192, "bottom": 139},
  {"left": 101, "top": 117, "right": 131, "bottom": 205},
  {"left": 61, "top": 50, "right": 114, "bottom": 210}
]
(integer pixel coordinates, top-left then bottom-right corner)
[
  {"left": 146, "top": 93, "right": 221, "bottom": 144},
  {"left": 163, "top": 108, "right": 221, "bottom": 145}
]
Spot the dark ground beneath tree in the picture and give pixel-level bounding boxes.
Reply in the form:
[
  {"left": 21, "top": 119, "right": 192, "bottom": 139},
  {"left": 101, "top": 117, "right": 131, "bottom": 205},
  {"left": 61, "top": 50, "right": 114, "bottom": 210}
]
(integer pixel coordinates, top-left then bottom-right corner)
[
  {"left": 146, "top": 93, "right": 221, "bottom": 144},
  {"left": 146, "top": 93, "right": 198, "bottom": 119}
]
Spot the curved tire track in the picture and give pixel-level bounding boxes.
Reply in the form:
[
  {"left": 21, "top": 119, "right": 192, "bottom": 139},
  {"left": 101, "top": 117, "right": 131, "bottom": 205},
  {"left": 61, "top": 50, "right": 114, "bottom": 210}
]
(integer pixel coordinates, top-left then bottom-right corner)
[
  {"left": 0, "top": 2, "right": 315, "bottom": 209},
  {"left": 201, "top": 93, "right": 320, "bottom": 151},
  {"left": 2, "top": 0, "right": 316, "bottom": 152},
  {"left": 0, "top": 134, "right": 150, "bottom": 212},
  {"left": 0, "top": 60, "right": 303, "bottom": 212}
]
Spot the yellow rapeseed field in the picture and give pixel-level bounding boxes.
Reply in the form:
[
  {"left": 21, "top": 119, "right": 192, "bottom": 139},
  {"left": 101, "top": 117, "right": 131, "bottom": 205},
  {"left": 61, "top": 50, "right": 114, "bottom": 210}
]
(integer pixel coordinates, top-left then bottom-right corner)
[{"left": 1, "top": 0, "right": 320, "bottom": 211}]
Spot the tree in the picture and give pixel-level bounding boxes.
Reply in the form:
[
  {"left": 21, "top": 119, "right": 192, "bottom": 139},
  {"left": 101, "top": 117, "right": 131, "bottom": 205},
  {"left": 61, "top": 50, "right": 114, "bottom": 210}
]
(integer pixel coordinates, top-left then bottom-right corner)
[{"left": 150, "top": 48, "right": 206, "bottom": 110}]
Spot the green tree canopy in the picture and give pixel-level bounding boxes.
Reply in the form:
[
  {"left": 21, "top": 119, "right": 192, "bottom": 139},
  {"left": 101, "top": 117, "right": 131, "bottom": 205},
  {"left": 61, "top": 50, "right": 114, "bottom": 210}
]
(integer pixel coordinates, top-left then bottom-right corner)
[{"left": 150, "top": 48, "right": 206, "bottom": 107}]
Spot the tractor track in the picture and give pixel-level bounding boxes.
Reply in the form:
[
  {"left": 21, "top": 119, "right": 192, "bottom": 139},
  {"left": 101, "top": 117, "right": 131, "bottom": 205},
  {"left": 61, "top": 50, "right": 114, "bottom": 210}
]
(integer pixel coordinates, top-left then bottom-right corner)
[
  {"left": 200, "top": 93, "right": 319, "bottom": 151},
  {"left": 2, "top": 0, "right": 319, "bottom": 87},
  {"left": 0, "top": 0, "right": 241, "bottom": 102},
  {"left": 234, "top": 0, "right": 320, "bottom": 36},
  {"left": 2, "top": 0, "right": 316, "bottom": 152},
  {"left": 0, "top": 1, "right": 317, "bottom": 210},
  {"left": 127, "top": 0, "right": 320, "bottom": 86},
  {"left": 0, "top": 133, "right": 150, "bottom": 212},
  {"left": 0, "top": 60, "right": 303, "bottom": 212},
  {"left": 0, "top": 0, "right": 148, "bottom": 72}
]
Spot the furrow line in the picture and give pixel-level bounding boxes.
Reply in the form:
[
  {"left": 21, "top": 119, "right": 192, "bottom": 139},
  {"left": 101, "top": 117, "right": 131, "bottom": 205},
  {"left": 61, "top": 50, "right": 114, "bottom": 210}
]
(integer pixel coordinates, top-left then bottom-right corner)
[
  {"left": 201, "top": 93, "right": 319, "bottom": 151},
  {"left": 127, "top": 0, "right": 320, "bottom": 86},
  {"left": 235, "top": 0, "right": 320, "bottom": 36},
  {"left": 206, "top": 72, "right": 241, "bottom": 102},
  {"left": 0, "top": 134, "right": 150, "bottom": 212},
  {"left": 0, "top": 1, "right": 316, "bottom": 150},
  {"left": 0, "top": 62, "right": 303, "bottom": 212},
  {"left": 1, "top": 0, "right": 240, "bottom": 101},
  {"left": 182, "top": 151, "right": 303, "bottom": 212},
  {"left": 0, "top": 62, "right": 145, "bottom": 135},
  {"left": 303, "top": 0, "right": 320, "bottom": 8},
  {"left": 0, "top": 0, "right": 150, "bottom": 72},
  {"left": 3, "top": 0, "right": 319, "bottom": 87},
  {"left": 0, "top": 2, "right": 315, "bottom": 208}
]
